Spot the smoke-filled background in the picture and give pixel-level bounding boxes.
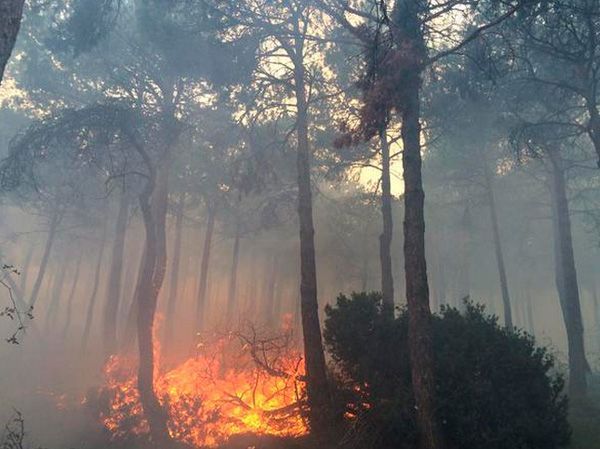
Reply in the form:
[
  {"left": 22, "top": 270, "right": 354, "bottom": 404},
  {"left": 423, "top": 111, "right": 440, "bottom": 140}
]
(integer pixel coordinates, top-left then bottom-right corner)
[{"left": 0, "top": 1, "right": 599, "bottom": 449}]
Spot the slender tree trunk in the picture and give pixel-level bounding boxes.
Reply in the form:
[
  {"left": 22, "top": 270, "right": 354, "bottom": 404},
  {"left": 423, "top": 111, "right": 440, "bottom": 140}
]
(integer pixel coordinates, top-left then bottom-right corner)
[
  {"left": 29, "top": 211, "right": 61, "bottom": 308},
  {"left": 379, "top": 128, "right": 395, "bottom": 315},
  {"left": 244, "top": 262, "right": 257, "bottom": 319},
  {"left": 122, "top": 245, "right": 146, "bottom": 352},
  {"left": 429, "top": 228, "right": 444, "bottom": 311},
  {"left": 516, "top": 299, "right": 525, "bottom": 329},
  {"left": 358, "top": 221, "right": 371, "bottom": 292},
  {"left": 103, "top": 189, "right": 131, "bottom": 358},
  {"left": 397, "top": 25, "right": 444, "bottom": 445},
  {"left": 136, "top": 161, "right": 171, "bottom": 446},
  {"left": 484, "top": 162, "right": 513, "bottom": 328},
  {"left": 120, "top": 258, "right": 136, "bottom": 322},
  {"left": 585, "top": 102, "right": 600, "bottom": 168},
  {"left": 61, "top": 249, "right": 83, "bottom": 340},
  {"left": 45, "top": 256, "right": 69, "bottom": 332},
  {"left": 548, "top": 151, "right": 588, "bottom": 399},
  {"left": 264, "top": 254, "right": 278, "bottom": 326},
  {"left": 0, "top": 0, "right": 25, "bottom": 86},
  {"left": 164, "top": 192, "right": 185, "bottom": 349},
  {"left": 116, "top": 246, "right": 138, "bottom": 349},
  {"left": 195, "top": 204, "right": 216, "bottom": 332},
  {"left": 360, "top": 257, "right": 369, "bottom": 291},
  {"left": 456, "top": 206, "right": 471, "bottom": 307},
  {"left": 293, "top": 51, "right": 329, "bottom": 433},
  {"left": 81, "top": 221, "right": 108, "bottom": 352},
  {"left": 525, "top": 288, "right": 535, "bottom": 335},
  {"left": 19, "top": 244, "right": 35, "bottom": 292},
  {"left": 226, "top": 220, "right": 241, "bottom": 324},
  {"left": 591, "top": 281, "right": 599, "bottom": 348}
]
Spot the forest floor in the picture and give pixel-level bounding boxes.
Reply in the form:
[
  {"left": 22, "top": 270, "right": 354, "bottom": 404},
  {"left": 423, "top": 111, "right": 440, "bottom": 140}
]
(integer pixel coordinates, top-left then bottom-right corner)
[{"left": 5, "top": 374, "right": 600, "bottom": 449}]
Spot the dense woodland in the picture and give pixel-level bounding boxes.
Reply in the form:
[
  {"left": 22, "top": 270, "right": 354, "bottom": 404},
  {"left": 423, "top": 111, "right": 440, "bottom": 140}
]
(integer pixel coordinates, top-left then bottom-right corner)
[{"left": 0, "top": 1, "right": 599, "bottom": 449}]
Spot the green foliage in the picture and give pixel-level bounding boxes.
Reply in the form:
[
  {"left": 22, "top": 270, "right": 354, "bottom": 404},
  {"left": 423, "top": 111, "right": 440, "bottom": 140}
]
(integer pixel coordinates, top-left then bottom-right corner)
[{"left": 324, "top": 292, "right": 571, "bottom": 449}]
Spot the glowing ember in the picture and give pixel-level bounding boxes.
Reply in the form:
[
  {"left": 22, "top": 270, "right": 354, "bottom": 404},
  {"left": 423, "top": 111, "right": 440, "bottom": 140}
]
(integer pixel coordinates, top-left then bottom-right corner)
[{"left": 99, "top": 331, "right": 308, "bottom": 447}]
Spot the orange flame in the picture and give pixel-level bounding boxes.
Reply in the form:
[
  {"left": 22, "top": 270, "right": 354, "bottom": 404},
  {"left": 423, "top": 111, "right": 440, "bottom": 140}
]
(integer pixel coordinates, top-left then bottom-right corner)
[{"left": 99, "top": 332, "right": 308, "bottom": 447}]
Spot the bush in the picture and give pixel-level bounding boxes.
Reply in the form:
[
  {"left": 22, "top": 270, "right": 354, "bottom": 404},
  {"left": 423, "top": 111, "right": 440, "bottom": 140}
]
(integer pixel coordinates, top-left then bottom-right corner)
[{"left": 324, "top": 292, "right": 571, "bottom": 449}]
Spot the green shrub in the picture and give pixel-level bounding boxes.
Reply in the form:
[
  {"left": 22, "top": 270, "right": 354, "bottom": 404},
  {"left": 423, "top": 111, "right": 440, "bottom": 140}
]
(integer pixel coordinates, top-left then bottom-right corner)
[{"left": 324, "top": 292, "right": 571, "bottom": 449}]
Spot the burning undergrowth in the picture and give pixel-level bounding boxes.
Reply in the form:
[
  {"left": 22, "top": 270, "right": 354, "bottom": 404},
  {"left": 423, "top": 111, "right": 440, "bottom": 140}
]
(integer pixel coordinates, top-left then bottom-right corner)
[{"left": 92, "top": 323, "right": 308, "bottom": 448}]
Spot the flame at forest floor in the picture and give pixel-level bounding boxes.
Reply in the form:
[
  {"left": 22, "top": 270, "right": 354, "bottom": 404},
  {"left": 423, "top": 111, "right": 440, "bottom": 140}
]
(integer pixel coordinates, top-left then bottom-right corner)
[{"left": 96, "top": 327, "right": 308, "bottom": 448}]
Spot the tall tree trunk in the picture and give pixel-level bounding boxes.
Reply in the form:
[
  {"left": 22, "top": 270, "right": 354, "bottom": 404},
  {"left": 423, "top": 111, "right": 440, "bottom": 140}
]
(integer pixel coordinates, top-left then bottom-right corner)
[
  {"left": 120, "top": 257, "right": 136, "bottom": 322},
  {"left": 585, "top": 101, "right": 600, "bottom": 168},
  {"left": 19, "top": 244, "right": 35, "bottom": 292},
  {"left": 591, "top": 281, "right": 599, "bottom": 348},
  {"left": 515, "top": 299, "right": 525, "bottom": 329},
  {"left": 393, "top": 0, "right": 445, "bottom": 438},
  {"left": 122, "top": 246, "right": 146, "bottom": 352},
  {"left": 62, "top": 249, "right": 83, "bottom": 340},
  {"left": 244, "top": 262, "right": 257, "bottom": 319},
  {"left": 401, "top": 82, "right": 444, "bottom": 449},
  {"left": 293, "top": 51, "right": 329, "bottom": 433},
  {"left": 103, "top": 189, "right": 131, "bottom": 358},
  {"left": 164, "top": 192, "right": 185, "bottom": 349},
  {"left": 0, "top": 0, "right": 25, "bottom": 86},
  {"left": 264, "top": 254, "right": 278, "bottom": 326},
  {"left": 525, "top": 288, "right": 535, "bottom": 335},
  {"left": 45, "top": 255, "right": 69, "bottom": 332},
  {"left": 360, "top": 257, "right": 369, "bottom": 291},
  {"left": 195, "top": 204, "right": 216, "bottom": 333},
  {"left": 484, "top": 162, "right": 513, "bottom": 328},
  {"left": 429, "top": 228, "right": 445, "bottom": 311},
  {"left": 456, "top": 206, "right": 471, "bottom": 307},
  {"left": 81, "top": 221, "right": 108, "bottom": 352},
  {"left": 136, "top": 161, "right": 171, "bottom": 446},
  {"left": 379, "top": 128, "right": 395, "bottom": 315},
  {"left": 29, "top": 211, "right": 61, "bottom": 308},
  {"left": 226, "top": 220, "right": 241, "bottom": 324},
  {"left": 548, "top": 151, "right": 588, "bottom": 399}
]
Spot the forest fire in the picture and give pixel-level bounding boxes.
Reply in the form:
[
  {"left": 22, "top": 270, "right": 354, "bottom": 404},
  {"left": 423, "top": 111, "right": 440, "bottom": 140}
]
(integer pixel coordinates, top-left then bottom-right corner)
[{"left": 98, "top": 329, "right": 307, "bottom": 448}]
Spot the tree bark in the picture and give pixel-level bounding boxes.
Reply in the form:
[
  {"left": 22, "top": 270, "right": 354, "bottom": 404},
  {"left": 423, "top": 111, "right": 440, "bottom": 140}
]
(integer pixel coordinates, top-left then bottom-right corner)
[
  {"left": 585, "top": 101, "right": 600, "bottom": 168},
  {"left": 525, "top": 288, "right": 535, "bottom": 335},
  {"left": 591, "top": 281, "right": 599, "bottom": 346},
  {"left": 103, "top": 189, "right": 131, "bottom": 358},
  {"left": 392, "top": 1, "right": 445, "bottom": 439},
  {"left": 456, "top": 206, "right": 471, "bottom": 308},
  {"left": 135, "top": 161, "right": 171, "bottom": 446},
  {"left": 243, "top": 261, "right": 257, "bottom": 318},
  {"left": 44, "top": 253, "right": 69, "bottom": 332},
  {"left": 164, "top": 192, "right": 185, "bottom": 349},
  {"left": 483, "top": 162, "right": 513, "bottom": 328},
  {"left": 62, "top": 249, "right": 83, "bottom": 340},
  {"left": 379, "top": 128, "right": 395, "bottom": 315},
  {"left": 264, "top": 254, "right": 278, "bottom": 326},
  {"left": 548, "top": 151, "right": 588, "bottom": 399},
  {"left": 226, "top": 220, "right": 241, "bottom": 324},
  {"left": 19, "top": 244, "right": 35, "bottom": 292},
  {"left": 122, "top": 246, "right": 146, "bottom": 352},
  {"left": 0, "top": 0, "right": 25, "bottom": 86},
  {"left": 195, "top": 204, "right": 216, "bottom": 332},
  {"left": 28, "top": 211, "right": 61, "bottom": 308},
  {"left": 429, "top": 228, "right": 445, "bottom": 311},
  {"left": 401, "top": 79, "right": 444, "bottom": 449},
  {"left": 81, "top": 221, "right": 108, "bottom": 352},
  {"left": 293, "top": 48, "right": 329, "bottom": 433}
]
